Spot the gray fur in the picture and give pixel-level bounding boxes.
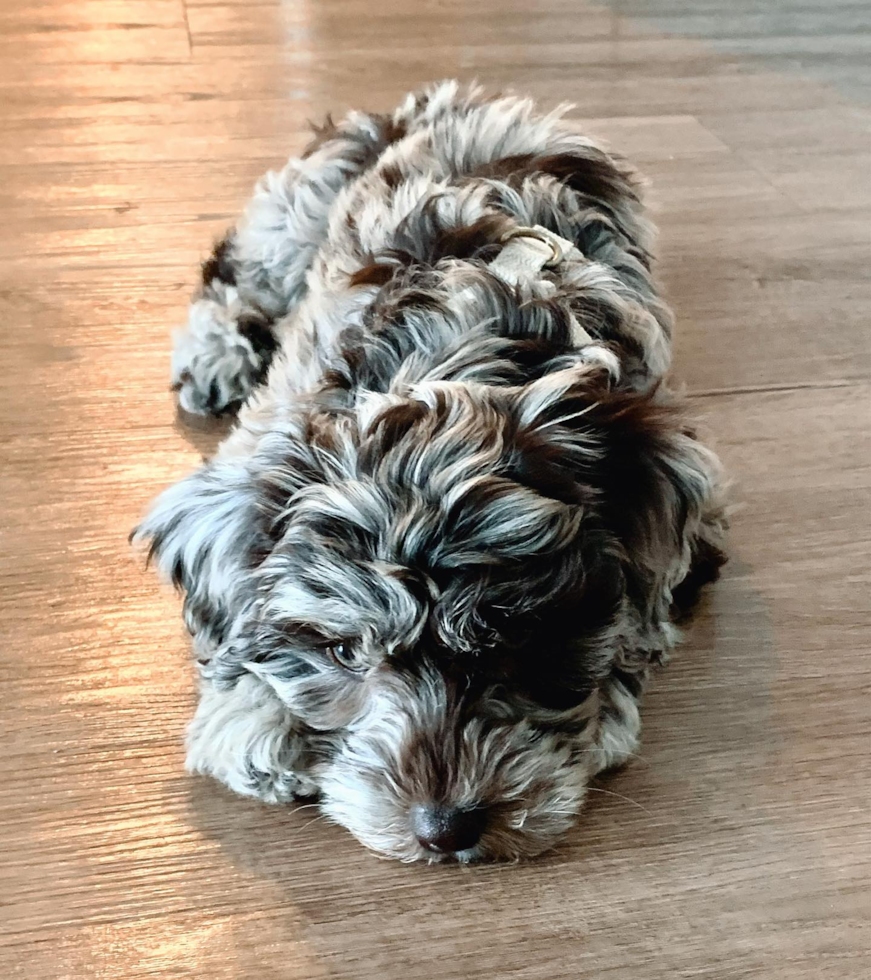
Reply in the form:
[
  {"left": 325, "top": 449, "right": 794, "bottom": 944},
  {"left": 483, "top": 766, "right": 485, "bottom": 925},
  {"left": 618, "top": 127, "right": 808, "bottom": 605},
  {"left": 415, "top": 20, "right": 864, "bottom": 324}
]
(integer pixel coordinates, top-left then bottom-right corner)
[{"left": 135, "top": 81, "right": 726, "bottom": 862}]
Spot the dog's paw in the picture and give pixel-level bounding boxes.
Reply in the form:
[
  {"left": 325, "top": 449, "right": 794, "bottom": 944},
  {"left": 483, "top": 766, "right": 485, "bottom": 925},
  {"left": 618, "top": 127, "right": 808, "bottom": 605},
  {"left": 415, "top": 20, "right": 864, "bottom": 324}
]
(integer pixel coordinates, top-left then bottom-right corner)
[
  {"left": 171, "top": 285, "right": 271, "bottom": 416},
  {"left": 252, "top": 768, "right": 320, "bottom": 804}
]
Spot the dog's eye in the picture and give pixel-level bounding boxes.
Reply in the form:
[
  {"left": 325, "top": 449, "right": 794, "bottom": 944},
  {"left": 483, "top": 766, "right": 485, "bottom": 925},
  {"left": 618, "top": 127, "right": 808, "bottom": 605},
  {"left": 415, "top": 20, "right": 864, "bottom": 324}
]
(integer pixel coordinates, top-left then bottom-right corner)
[{"left": 328, "top": 642, "right": 364, "bottom": 672}]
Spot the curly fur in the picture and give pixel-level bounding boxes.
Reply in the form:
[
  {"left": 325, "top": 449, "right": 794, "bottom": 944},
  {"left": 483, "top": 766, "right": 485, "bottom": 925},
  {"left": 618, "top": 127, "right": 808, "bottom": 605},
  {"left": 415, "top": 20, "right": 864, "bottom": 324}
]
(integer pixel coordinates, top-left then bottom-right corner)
[{"left": 135, "top": 81, "right": 727, "bottom": 863}]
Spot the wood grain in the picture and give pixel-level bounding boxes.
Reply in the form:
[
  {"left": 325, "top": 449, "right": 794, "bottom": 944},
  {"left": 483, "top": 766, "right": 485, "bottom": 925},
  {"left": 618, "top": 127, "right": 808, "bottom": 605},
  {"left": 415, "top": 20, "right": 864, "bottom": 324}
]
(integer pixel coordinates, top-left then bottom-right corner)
[{"left": 1, "top": 1, "right": 869, "bottom": 978}]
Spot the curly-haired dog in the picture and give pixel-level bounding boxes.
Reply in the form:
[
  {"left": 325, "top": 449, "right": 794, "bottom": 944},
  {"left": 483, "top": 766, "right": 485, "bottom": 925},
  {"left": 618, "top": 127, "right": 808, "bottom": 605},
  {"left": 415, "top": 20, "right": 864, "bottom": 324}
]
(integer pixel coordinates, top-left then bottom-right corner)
[{"left": 135, "top": 81, "right": 727, "bottom": 862}]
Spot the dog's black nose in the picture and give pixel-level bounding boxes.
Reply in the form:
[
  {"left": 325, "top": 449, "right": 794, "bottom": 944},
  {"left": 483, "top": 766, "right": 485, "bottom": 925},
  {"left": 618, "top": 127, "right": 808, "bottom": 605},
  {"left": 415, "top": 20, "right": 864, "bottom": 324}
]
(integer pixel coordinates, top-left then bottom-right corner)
[{"left": 411, "top": 804, "right": 487, "bottom": 854}]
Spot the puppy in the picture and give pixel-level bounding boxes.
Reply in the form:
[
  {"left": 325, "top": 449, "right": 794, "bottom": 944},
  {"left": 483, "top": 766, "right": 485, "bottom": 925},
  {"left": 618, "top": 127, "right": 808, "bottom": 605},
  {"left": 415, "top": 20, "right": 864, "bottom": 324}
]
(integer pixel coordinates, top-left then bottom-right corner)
[{"left": 135, "top": 81, "right": 726, "bottom": 862}]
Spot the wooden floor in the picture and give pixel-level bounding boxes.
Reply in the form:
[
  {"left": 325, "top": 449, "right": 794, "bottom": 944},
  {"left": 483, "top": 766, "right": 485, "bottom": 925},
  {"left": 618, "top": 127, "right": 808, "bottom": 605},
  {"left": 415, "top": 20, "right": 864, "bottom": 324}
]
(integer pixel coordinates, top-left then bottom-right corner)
[{"left": 1, "top": 1, "right": 869, "bottom": 977}]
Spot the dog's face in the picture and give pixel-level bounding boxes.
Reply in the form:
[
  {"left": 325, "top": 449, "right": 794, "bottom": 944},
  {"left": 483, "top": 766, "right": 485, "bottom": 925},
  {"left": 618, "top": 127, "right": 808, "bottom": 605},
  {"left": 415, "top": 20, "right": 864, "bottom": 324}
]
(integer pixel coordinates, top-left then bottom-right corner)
[{"left": 141, "top": 364, "right": 714, "bottom": 861}]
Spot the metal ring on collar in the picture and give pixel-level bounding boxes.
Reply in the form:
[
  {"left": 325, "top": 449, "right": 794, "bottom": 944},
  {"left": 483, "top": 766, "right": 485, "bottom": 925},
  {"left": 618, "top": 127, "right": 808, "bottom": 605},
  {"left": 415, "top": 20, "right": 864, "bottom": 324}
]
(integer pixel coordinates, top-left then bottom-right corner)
[{"left": 499, "top": 225, "right": 567, "bottom": 267}]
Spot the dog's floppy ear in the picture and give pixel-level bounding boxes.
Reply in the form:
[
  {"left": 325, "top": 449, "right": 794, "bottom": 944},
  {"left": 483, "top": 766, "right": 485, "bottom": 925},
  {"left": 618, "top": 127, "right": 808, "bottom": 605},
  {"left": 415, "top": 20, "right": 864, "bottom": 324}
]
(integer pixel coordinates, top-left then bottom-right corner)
[
  {"left": 132, "top": 457, "right": 272, "bottom": 650},
  {"left": 133, "top": 410, "right": 345, "bottom": 651},
  {"left": 506, "top": 362, "right": 612, "bottom": 507},
  {"left": 510, "top": 364, "right": 725, "bottom": 619},
  {"left": 582, "top": 388, "right": 724, "bottom": 618}
]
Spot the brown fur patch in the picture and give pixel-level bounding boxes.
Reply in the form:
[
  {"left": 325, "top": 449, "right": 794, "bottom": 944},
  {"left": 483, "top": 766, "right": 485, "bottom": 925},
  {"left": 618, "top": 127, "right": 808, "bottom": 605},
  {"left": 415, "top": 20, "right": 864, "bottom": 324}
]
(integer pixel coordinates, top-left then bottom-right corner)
[
  {"left": 430, "top": 213, "right": 513, "bottom": 262},
  {"left": 380, "top": 163, "right": 404, "bottom": 190},
  {"left": 362, "top": 401, "right": 431, "bottom": 459},
  {"left": 302, "top": 113, "right": 340, "bottom": 157},
  {"left": 349, "top": 262, "right": 397, "bottom": 288},
  {"left": 670, "top": 537, "right": 728, "bottom": 618},
  {"left": 237, "top": 311, "right": 278, "bottom": 359},
  {"left": 303, "top": 113, "right": 407, "bottom": 161},
  {"left": 376, "top": 115, "right": 408, "bottom": 146},
  {"left": 470, "top": 150, "right": 639, "bottom": 206},
  {"left": 201, "top": 235, "right": 237, "bottom": 287}
]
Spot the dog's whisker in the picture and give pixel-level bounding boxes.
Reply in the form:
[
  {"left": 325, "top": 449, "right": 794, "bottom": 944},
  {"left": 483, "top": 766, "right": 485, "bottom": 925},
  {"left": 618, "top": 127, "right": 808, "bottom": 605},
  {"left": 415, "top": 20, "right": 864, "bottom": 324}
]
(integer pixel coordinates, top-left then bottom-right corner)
[
  {"left": 575, "top": 747, "right": 650, "bottom": 768},
  {"left": 285, "top": 812, "right": 333, "bottom": 840},
  {"left": 584, "top": 787, "right": 653, "bottom": 815},
  {"left": 289, "top": 802, "right": 322, "bottom": 816}
]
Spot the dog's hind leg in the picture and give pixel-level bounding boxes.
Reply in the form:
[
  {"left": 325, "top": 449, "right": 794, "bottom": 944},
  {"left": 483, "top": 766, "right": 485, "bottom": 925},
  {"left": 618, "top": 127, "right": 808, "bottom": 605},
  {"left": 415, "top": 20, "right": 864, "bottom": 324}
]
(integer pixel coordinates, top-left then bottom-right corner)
[
  {"left": 171, "top": 238, "right": 280, "bottom": 415},
  {"left": 172, "top": 112, "right": 401, "bottom": 415}
]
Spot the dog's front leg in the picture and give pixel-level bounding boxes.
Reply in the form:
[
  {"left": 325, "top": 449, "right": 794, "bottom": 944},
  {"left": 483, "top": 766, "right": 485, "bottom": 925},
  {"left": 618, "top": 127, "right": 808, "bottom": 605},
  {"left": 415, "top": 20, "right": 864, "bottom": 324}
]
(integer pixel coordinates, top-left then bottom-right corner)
[
  {"left": 186, "top": 674, "right": 319, "bottom": 803},
  {"left": 590, "top": 668, "right": 646, "bottom": 774}
]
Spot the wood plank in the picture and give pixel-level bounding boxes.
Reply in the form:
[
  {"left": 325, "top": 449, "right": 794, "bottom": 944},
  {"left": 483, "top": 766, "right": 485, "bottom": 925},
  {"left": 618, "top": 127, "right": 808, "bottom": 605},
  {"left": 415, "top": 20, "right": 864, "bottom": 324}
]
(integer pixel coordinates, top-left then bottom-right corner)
[
  {"left": 663, "top": 210, "right": 871, "bottom": 389},
  {"left": 570, "top": 113, "right": 730, "bottom": 156},
  {"left": 740, "top": 149, "right": 871, "bottom": 211},
  {"left": 0, "top": 0, "right": 186, "bottom": 29},
  {"left": 0, "top": 26, "right": 190, "bottom": 64},
  {"left": 698, "top": 106, "right": 871, "bottom": 154},
  {"left": 2, "top": 0, "right": 870, "bottom": 977}
]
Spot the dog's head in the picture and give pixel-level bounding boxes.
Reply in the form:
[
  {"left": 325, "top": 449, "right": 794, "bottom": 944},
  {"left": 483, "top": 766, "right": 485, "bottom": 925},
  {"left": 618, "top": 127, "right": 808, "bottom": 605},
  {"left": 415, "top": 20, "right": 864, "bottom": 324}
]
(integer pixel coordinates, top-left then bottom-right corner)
[{"left": 137, "top": 361, "right": 718, "bottom": 861}]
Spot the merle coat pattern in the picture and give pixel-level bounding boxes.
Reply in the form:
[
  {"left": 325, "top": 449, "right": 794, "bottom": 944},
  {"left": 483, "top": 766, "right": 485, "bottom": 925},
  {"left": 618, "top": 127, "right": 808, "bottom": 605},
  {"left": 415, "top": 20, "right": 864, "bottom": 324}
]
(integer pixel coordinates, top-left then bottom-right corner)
[{"left": 135, "top": 82, "right": 726, "bottom": 862}]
